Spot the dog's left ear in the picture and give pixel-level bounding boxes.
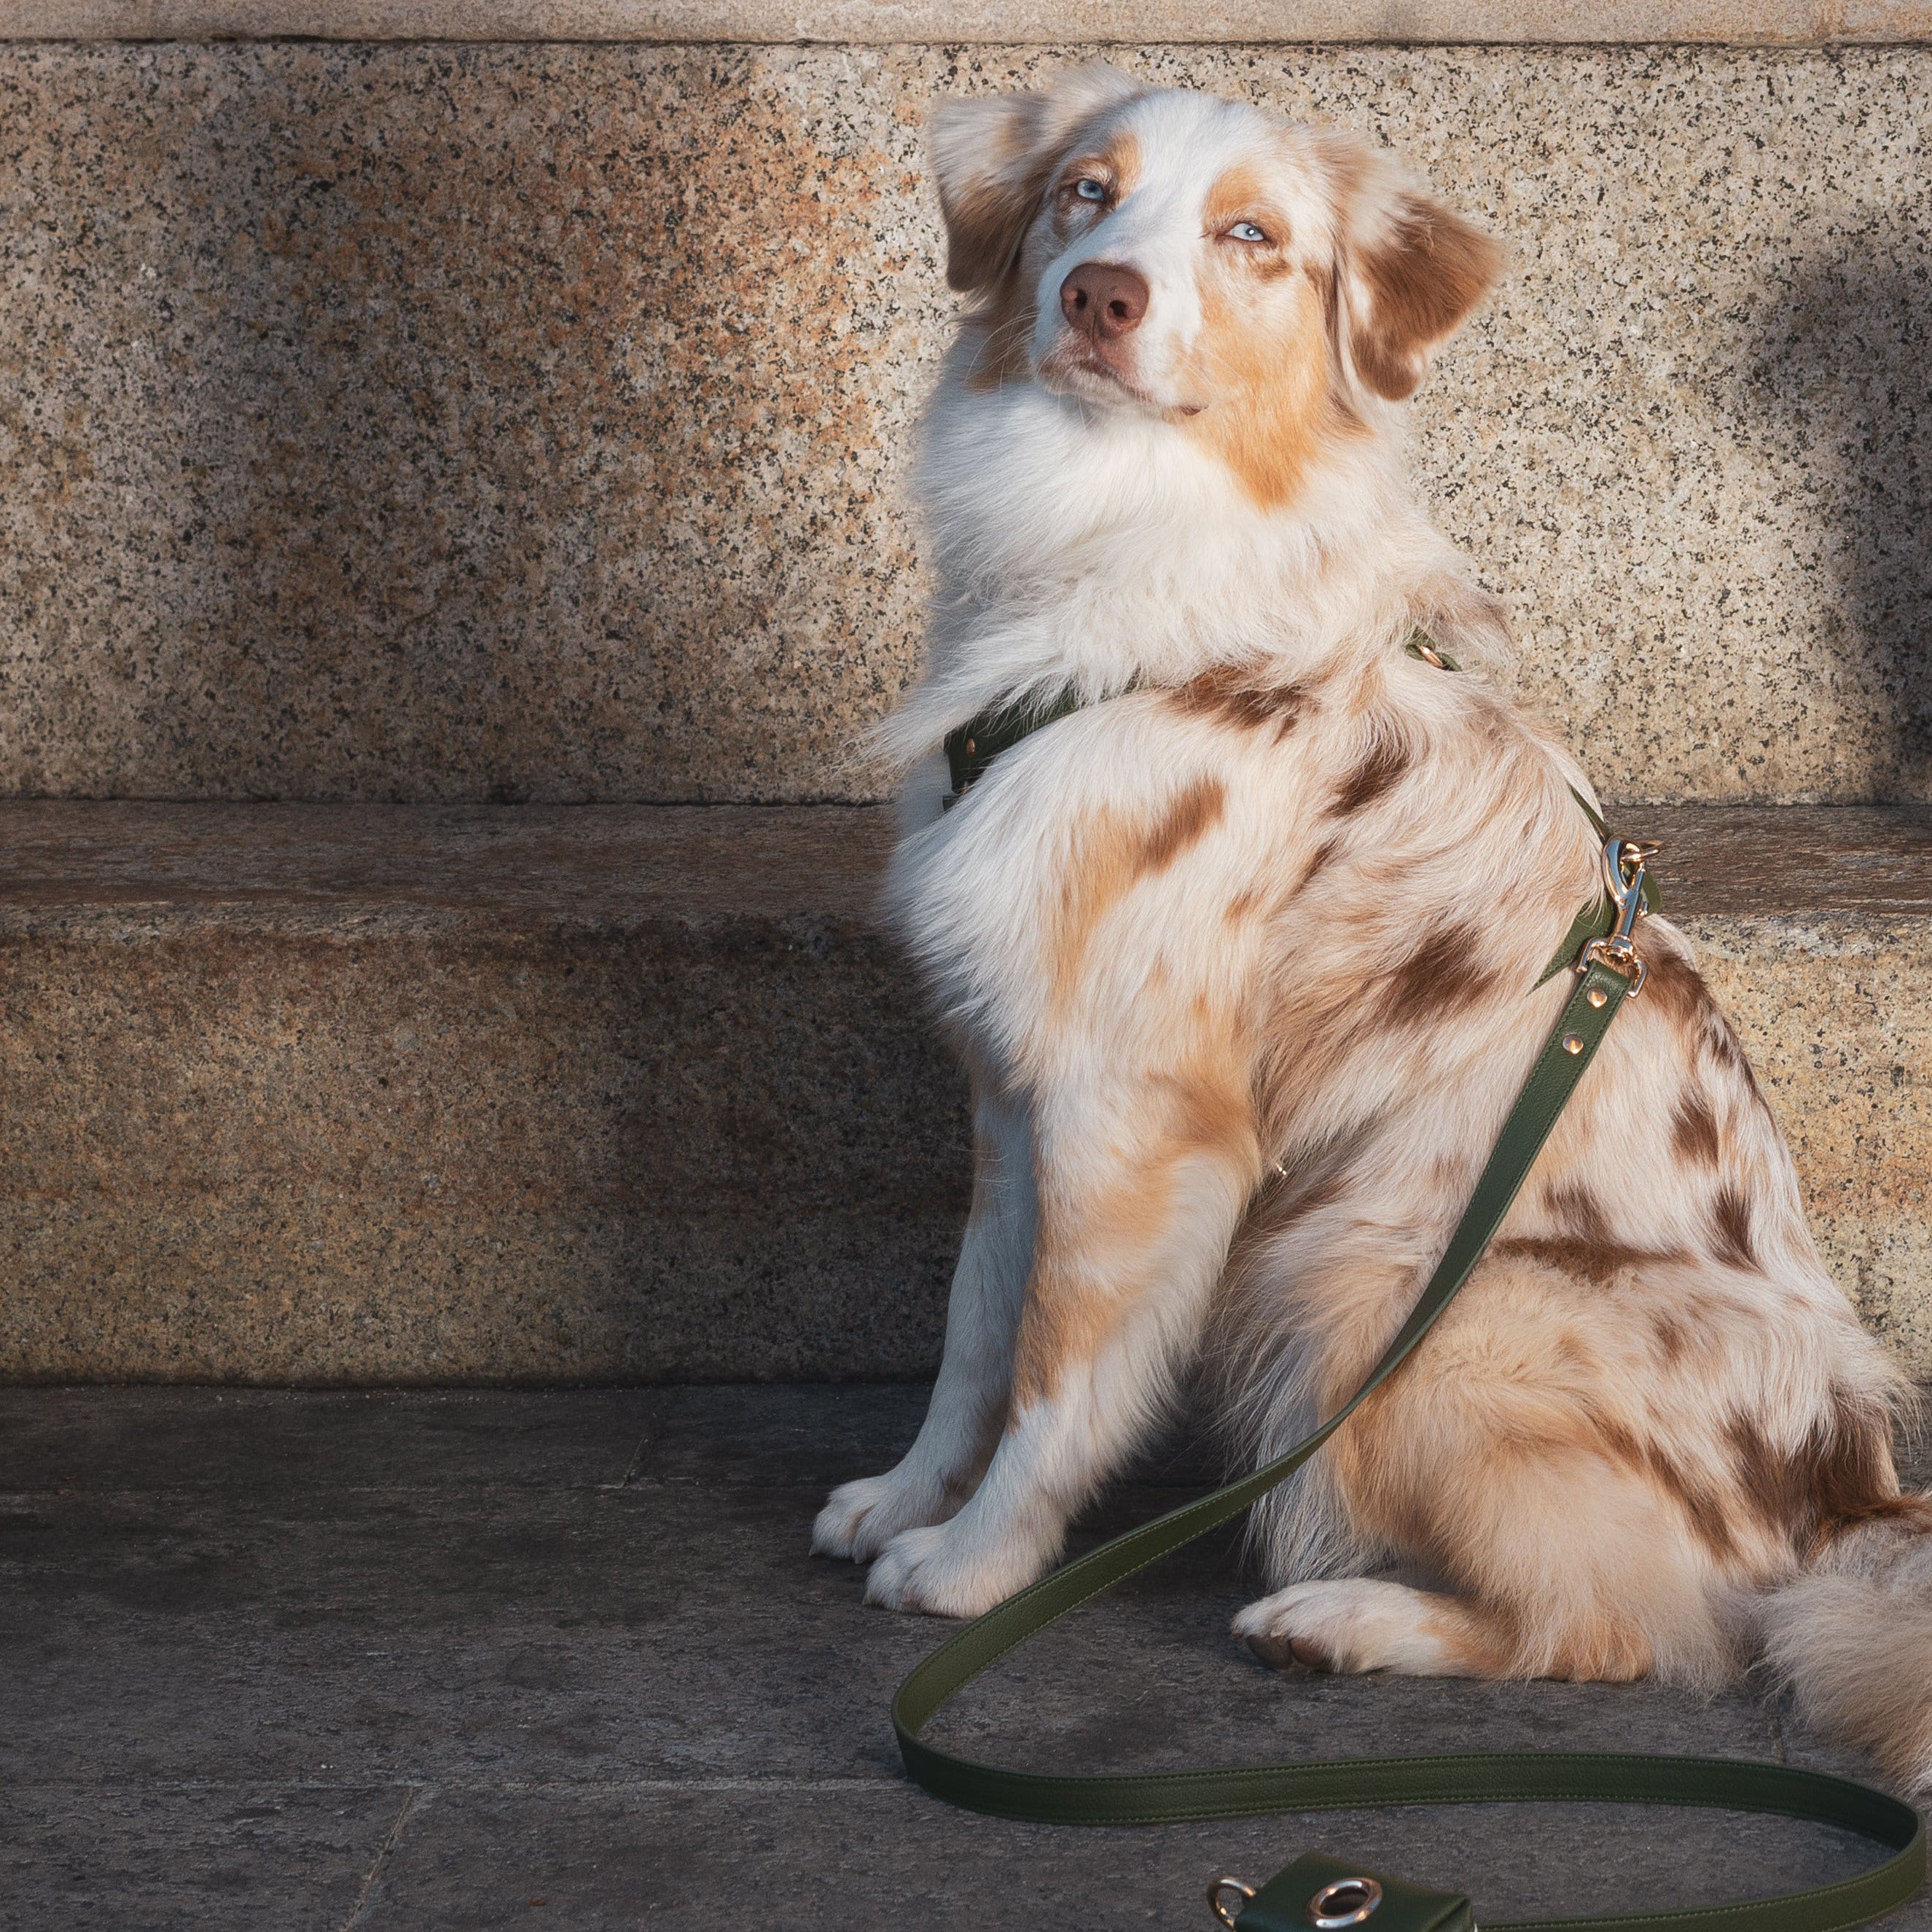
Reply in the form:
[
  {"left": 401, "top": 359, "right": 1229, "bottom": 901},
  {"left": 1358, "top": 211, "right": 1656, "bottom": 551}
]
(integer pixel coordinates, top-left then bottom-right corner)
[{"left": 1323, "top": 135, "right": 1503, "bottom": 402}]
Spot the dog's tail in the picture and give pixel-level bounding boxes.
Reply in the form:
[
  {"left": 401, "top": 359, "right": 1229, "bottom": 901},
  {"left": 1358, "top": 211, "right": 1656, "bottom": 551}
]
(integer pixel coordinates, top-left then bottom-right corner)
[{"left": 1756, "top": 1497, "right": 1932, "bottom": 1794}]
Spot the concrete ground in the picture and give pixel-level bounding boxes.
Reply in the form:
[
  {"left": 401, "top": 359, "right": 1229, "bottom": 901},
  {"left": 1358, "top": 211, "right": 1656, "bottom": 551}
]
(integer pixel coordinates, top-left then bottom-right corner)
[{"left": 1, "top": 1385, "right": 1927, "bottom": 1931}]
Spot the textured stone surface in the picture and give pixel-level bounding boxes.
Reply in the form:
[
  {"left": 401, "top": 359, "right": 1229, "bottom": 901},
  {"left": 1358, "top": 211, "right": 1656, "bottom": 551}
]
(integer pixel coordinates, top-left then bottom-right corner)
[
  {"left": 1688, "top": 914, "right": 1932, "bottom": 1372},
  {"left": 0, "top": 804, "right": 969, "bottom": 1385},
  {"left": 17, "top": 1, "right": 1932, "bottom": 43},
  {"left": 0, "top": 799, "right": 1926, "bottom": 1382},
  {"left": 1, "top": 1386, "right": 1925, "bottom": 1931},
  {"left": 3, "top": 44, "right": 1932, "bottom": 804}
]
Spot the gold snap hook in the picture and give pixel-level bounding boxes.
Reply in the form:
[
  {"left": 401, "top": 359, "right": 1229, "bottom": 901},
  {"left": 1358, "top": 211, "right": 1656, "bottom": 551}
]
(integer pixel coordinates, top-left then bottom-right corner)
[{"left": 1208, "top": 1877, "right": 1256, "bottom": 1928}]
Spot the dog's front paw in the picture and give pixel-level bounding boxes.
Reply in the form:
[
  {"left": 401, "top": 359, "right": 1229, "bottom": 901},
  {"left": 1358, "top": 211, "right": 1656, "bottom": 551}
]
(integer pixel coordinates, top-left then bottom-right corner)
[
  {"left": 811, "top": 1470, "right": 945, "bottom": 1563},
  {"left": 862, "top": 1523, "right": 1040, "bottom": 1619}
]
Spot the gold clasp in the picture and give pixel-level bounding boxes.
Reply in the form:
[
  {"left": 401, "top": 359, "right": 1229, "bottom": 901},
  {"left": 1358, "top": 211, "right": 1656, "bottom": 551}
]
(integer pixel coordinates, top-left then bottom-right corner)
[
  {"left": 1577, "top": 836, "right": 1659, "bottom": 998},
  {"left": 1208, "top": 1877, "right": 1256, "bottom": 1927}
]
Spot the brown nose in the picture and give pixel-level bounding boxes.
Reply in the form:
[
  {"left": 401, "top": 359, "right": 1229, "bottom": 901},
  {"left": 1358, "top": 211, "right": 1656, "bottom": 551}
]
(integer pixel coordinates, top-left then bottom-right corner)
[{"left": 1059, "top": 261, "right": 1149, "bottom": 340}]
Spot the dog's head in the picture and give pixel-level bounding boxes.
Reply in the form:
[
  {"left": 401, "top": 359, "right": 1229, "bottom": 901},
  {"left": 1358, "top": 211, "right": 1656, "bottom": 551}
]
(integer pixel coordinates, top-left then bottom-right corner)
[{"left": 930, "top": 69, "right": 1501, "bottom": 506}]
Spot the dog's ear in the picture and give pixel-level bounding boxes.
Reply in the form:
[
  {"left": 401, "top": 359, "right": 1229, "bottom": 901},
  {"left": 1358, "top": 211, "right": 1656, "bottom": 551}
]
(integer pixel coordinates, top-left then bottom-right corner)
[
  {"left": 929, "top": 65, "right": 1144, "bottom": 294},
  {"left": 1322, "top": 134, "right": 1502, "bottom": 402}
]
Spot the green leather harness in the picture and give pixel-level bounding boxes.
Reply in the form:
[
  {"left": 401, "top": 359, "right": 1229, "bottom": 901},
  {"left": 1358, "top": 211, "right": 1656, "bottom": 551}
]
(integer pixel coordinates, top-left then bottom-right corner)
[{"left": 898, "top": 646, "right": 1925, "bottom": 1932}]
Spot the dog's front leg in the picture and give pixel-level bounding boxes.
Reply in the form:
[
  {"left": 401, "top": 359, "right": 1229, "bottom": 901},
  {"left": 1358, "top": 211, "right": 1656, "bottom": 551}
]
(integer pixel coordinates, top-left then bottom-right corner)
[
  {"left": 813, "top": 1068, "right": 1035, "bottom": 1562},
  {"left": 864, "top": 1071, "right": 1260, "bottom": 1616}
]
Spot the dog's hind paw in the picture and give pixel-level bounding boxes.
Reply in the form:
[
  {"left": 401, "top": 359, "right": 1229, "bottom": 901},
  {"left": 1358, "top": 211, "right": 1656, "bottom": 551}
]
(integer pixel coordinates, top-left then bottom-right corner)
[{"left": 1234, "top": 1578, "right": 1504, "bottom": 1678}]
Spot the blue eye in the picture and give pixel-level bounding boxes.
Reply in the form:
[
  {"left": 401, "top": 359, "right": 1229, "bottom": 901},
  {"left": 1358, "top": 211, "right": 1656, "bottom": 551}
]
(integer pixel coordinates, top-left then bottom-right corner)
[
  {"left": 1073, "top": 179, "right": 1107, "bottom": 203},
  {"left": 1228, "top": 220, "right": 1268, "bottom": 243}
]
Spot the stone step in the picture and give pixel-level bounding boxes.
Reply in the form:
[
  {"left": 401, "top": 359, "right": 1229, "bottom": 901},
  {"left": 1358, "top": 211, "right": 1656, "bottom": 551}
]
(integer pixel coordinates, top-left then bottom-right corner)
[
  {"left": 3, "top": 40, "right": 1931, "bottom": 805},
  {"left": 0, "top": 799, "right": 1926, "bottom": 1385}
]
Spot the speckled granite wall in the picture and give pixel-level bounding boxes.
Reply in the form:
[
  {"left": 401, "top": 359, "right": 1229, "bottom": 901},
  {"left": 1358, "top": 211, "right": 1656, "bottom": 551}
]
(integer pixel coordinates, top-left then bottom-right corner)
[{"left": 2, "top": 42, "right": 1929, "bottom": 805}]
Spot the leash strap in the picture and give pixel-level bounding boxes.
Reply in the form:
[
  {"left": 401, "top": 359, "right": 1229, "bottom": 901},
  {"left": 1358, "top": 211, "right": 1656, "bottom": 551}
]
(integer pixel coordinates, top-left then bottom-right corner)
[{"left": 892, "top": 932, "right": 1925, "bottom": 1929}]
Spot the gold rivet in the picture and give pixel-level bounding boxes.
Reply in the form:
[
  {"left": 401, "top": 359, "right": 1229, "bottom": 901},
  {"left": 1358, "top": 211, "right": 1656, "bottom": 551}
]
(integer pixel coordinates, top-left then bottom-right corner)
[
  {"left": 1587, "top": 986, "right": 1608, "bottom": 1009},
  {"left": 1563, "top": 1033, "right": 1584, "bottom": 1055}
]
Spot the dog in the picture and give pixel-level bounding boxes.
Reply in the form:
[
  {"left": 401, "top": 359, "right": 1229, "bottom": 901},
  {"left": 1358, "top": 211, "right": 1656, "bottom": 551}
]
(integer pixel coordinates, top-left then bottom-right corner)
[{"left": 810, "top": 64, "right": 1932, "bottom": 1791}]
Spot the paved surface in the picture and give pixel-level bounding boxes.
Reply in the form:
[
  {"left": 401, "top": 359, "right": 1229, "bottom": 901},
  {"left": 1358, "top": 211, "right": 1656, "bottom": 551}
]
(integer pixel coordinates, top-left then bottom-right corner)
[{"left": 1, "top": 1383, "right": 1928, "bottom": 1930}]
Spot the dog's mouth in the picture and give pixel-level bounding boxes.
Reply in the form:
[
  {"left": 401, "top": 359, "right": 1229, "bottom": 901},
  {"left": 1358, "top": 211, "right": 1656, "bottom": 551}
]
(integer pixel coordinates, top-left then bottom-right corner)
[{"left": 1034, "top": 338, "right": 1206, "bottom": 420}]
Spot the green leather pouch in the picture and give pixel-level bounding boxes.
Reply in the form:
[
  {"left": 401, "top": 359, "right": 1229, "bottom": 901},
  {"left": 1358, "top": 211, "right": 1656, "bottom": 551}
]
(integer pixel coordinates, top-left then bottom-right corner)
[{"left": 1232, "top": 1854, "right": 1472, "bottom": 1932}]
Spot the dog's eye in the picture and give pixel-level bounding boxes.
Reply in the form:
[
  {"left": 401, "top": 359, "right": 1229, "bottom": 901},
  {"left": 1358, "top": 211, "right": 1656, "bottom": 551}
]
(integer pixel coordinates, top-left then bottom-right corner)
[
  {"left": 1227, "top": 220, "right": 1269, "bottom": 243},
  {"left": 1073, "top": 178, "right": 1108, "bottom": 203}
]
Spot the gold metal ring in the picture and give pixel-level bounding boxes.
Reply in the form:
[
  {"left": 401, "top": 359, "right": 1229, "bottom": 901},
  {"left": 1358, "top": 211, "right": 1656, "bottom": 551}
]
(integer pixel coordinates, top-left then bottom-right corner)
[
  {"left": 1208, "top": 1877, "right": 1256, "bottom": 1927},
  {"left": 1309, "top": 1877, "right": 1384, "bottom": 1928}
]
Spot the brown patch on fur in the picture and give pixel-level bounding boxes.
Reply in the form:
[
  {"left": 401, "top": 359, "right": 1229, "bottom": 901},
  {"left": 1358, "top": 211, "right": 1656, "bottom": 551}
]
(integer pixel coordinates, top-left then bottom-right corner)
[
  {"left": 1562, "top": 1407, "right": 1740, "bottom": 1565},
  {"left": 1645, "top": 1445, "right": 1740, "bottom": 1562},
  {"left": 1299, "top": 837, "right": 1342, "bottom": 892},
  {"left": 1224, "top": 888, "right": 1262, "bottom": 926},
  {"left": 1637, "top": 946, "right": 1702, "bottom": 1026},
  {"left": 1651, "top": 1313, "right": 1690, "bottom": 1366},
  {"left": 1202, "top": 160, "right": 1284, "bottom": 241},
  {"left": 1710, "top": 1184, "right": 1758, "bottom": 1272},
  {"left": 1490, "top": 1235, "right": 1688, "bottom": 1287},
  {"left": 1134, "top": 778, "right": 1226, "bottom": 878},
  {"left": 1266, "top": 1157, "right": 1357, "bottom": 1234},
  {"left": 942, "top": 163, "right": 1039, "bottom": 295},
  {"left": 1345, "top": 190, "right": 1502, "bottom": 402},
  {"left": 1048, "top": 780, "right": 1224, "bottom": 1004},
  {"left": 1063, "top": 127, "right": 1143, "bottom": 208},
  {"left": 1178, "top": 249, "right": 1366, "bottom": 509},
  {"left": 1170, "top": 663, "right": 1310, "bottom": 740},
  {"left": 1643, "top": 950, "right": 1769, "bottom": 1105},
  {"left": 1671, "top": 1090, "right": 1721, "bottom": 1168},
  {"left": 1729, "top": 1401, "right": 1932, "bottom": 1557},
  {"left": 1542, "top": 1181, "right": 1615, "bottom": 1246},
  {"left": 1376, "top": 920, "right": 1502, "bottom": 1029},
  {"left": 1332, "top": 729, "right": 1414, "bottom": 816}
]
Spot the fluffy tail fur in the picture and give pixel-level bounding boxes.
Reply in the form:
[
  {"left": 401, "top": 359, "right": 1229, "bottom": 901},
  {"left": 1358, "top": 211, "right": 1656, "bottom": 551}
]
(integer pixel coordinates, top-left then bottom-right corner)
[{"left": 1758, "top": 1501, "right": 1932, "bottom": 1793}]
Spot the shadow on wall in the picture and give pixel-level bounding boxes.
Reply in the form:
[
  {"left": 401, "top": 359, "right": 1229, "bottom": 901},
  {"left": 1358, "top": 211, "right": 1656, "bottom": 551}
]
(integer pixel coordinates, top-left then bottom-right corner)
[
  {"left": 1743, "top": 251, "right": 1932, "bottom": 800},
  {"left": 0, "top": 43, "right": 928, "bottom": 805}
]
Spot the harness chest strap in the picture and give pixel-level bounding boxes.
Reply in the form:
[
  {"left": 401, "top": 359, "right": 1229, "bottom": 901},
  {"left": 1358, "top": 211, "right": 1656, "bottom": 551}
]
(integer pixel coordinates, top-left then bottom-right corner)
[
  {"left": 941, "top": 645, "right": 1659, "bottom": 977},
  {"left": 890, "top": 845, "right": 1925, "bottom": 1931}
]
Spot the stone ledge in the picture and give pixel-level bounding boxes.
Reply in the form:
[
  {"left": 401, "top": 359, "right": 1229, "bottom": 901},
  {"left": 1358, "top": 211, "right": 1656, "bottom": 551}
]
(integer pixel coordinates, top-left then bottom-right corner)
[
  {"left": 0, "top": 800, "right": 1927, "bottom": 1382},
  {"left": 10, "top": 1, "right": 1932, "bottom": 44},
  {"left": 0, "top": 799, "right": 1922, "bottom": 922}
]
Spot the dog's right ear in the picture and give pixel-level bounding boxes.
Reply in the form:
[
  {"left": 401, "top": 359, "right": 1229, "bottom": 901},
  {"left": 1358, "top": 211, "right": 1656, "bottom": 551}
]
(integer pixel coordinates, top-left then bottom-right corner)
[{"left": 930, "top": 65, "right": 1143, "bottom": 294}]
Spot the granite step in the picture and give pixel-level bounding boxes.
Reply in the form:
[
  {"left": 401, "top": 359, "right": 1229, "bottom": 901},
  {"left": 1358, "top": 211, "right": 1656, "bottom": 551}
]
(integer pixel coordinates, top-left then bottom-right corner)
[{"left": 0, "top": 798, "right": 1927, "bottom": 1385}]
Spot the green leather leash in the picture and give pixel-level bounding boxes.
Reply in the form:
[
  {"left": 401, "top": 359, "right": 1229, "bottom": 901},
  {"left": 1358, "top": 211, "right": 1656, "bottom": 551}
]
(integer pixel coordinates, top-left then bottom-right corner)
[{"left": 891, "top": 827, "right": 1925, "bottom": 1931}]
